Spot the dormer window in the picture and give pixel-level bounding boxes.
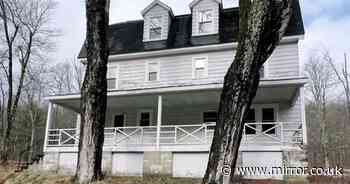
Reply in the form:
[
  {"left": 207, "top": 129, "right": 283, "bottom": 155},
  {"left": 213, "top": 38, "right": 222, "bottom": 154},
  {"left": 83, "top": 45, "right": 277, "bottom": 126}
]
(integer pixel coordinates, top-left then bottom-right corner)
[
  {"left": 150, "top": 16, "right": 162, "bottom": 40},
  {"left": 199, "top": 9, "right": 213, "bottom": 34}
]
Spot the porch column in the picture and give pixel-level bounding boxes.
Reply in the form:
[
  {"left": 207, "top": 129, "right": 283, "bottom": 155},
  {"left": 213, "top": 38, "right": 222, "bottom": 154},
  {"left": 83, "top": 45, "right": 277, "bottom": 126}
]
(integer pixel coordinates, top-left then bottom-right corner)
[
  {"left": 44, "top": 102, "right": 53, "bottom": 151},
  {"left": 156, "top": 95, "right": 162, "bottom": 149},
  {"left": 75, "top": 114, "right": 81, "bottom": 145}
]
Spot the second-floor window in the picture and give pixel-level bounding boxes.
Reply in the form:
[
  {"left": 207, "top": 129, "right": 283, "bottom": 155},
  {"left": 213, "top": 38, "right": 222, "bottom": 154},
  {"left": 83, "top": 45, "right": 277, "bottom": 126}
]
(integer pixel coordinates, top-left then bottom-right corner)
[
  {"left": 149, "top": 16, "right": 162, "bottom": 40},
  {"left": 107, "top": 65, "right": 118, "bottom": 90},
  {"left": 146, "top": 62, "right": 159, "bottom": 81},
  {"left": 198, "top": 9, "right": 213, "bottom": 34},
  {"left": 193, "top": 57, "right": 208, "bottom": 79}
]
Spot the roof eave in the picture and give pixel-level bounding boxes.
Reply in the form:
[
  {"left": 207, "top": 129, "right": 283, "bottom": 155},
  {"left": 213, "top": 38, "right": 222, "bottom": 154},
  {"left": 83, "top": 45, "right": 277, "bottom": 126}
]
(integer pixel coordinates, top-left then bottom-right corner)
[{"left": 141, "top": 0, "right": 174, "bottom": 17}]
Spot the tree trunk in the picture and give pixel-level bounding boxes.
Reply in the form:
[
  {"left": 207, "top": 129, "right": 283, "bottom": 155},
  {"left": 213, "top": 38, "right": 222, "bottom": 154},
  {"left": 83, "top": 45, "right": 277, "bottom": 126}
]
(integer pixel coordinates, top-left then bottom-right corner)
[
  {"left": 202, "top": 1, "right": 293, "bottom": 183},
  {"left": 76, "top": 0, "right": 110, "bottom": 183}
]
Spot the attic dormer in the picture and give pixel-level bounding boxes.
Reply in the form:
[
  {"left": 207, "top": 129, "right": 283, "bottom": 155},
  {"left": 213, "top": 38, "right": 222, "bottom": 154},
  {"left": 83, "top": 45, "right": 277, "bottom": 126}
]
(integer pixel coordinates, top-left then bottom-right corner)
[
  {"left": 142, "top": 0, "right": 173, "bottom": 43},
  {"left": 190, "top": 0, "right": 222, "bottom": 37}
]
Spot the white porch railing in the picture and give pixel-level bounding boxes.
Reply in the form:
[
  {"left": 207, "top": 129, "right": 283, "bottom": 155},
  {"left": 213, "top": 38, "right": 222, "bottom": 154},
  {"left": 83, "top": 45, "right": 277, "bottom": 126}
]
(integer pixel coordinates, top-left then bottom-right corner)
[{"left": 47, "top": 122, "right": 303, "bottom": 147}]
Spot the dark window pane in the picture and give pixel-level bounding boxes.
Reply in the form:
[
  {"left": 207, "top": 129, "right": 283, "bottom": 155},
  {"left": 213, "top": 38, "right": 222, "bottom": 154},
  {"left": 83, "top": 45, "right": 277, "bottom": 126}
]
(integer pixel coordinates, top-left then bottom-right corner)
[
  {"left": 140, "top": 112, "right": 150, "bottom": 126},
  {"left": 114, "top": 115, "right": 124, "bottom": 127},
  {"left": 262, "top": 108, "right": 275, "bottom": 122},
  {"left": 203, "top": 112, "right": 217, "bottom": 123},
  {"left": 262, "top": 108, "right": 275, "bottom": 134},
  {"left": 149, "top": 72, "right": 157, "bottom": 81}
]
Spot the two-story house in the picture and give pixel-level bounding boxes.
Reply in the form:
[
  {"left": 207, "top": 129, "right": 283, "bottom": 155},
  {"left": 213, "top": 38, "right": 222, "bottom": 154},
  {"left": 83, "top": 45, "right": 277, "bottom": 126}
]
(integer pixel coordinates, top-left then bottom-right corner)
[{"left": 43, "top": 0, "right": 306, "bottom": 179}]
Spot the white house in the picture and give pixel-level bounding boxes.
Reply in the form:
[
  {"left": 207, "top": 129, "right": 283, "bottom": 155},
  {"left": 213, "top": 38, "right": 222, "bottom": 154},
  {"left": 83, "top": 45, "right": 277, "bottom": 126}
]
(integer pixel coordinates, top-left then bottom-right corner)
[{"left": 43, "top": 0, "right": 307, "bottom": 179}]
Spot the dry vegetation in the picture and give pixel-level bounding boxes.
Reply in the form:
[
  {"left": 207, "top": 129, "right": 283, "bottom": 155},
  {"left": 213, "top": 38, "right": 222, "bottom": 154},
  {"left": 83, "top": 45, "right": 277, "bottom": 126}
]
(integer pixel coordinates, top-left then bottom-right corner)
[{"left": 0, "top": 167, "right": 348, "bottom": 184}]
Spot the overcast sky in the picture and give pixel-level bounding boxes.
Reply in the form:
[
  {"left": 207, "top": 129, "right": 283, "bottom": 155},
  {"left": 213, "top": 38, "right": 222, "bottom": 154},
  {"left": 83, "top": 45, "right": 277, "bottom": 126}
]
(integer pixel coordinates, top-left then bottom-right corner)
[{"left": 50, "top": 0, "right": 350, "bottom": 64}]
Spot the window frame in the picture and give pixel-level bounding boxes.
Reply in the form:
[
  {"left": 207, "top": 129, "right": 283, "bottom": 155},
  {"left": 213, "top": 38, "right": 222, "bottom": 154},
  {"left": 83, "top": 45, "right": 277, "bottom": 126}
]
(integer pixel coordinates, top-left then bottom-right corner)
[
  {"left": 145, "top": 61, "right": 160, "bottom": 82},
  {"left": 137, "top": 109, "right": 154, "bottom": 127},
  {"left": 198, "top": 9, "right": 214, "bottom": 34},
  {"left": 107, "top": 64, "right": 119, "bottom": 90},
  {"left": 149, "top": 16, "right": 163, "bottom": 41},
  {"left": 192, "top": 56, "right": 209, "bottom": 79},
  {"left": 244, "top": 104, "right": 279, "bottom": 136}
]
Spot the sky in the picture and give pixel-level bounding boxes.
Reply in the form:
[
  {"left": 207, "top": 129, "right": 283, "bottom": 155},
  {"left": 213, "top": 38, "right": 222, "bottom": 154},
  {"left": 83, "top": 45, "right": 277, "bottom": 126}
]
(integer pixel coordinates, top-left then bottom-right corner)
[{"left": 50, "top": 0, "right": 350, "bottom": 64}]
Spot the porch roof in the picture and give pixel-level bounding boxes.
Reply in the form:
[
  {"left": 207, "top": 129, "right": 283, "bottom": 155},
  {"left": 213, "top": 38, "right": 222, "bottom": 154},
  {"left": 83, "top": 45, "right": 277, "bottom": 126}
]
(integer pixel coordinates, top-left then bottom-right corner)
[{"left": 46, "top": 77, "right": 307, "bottom": 112}]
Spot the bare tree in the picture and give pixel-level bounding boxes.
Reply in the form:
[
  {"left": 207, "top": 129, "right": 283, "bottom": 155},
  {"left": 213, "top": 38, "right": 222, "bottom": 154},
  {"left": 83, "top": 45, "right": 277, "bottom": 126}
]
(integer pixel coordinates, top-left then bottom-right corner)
[
  {"left": 0, "top": 0, "right": 56, "bottom": 162},
  {"left": 305, "top": 55, "right": 334, "bottom": 167},
  {"left": 48, "top": 59, "right": 84, "bottom": 94},
  {"left": 202, "top": 1, "right": 293, "bottom": 183},
  {"left": 76, "top": 0, "right": 110, "bottom": 183},
  {"left": 326, "top": 53, "right": 350, "bottom": 121}
]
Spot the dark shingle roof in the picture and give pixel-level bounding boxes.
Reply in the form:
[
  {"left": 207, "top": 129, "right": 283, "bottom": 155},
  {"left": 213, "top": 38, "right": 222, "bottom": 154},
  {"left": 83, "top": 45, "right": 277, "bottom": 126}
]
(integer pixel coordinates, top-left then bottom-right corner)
[{"left": 78, "top": 1, "right": 304, "bottom": 58}]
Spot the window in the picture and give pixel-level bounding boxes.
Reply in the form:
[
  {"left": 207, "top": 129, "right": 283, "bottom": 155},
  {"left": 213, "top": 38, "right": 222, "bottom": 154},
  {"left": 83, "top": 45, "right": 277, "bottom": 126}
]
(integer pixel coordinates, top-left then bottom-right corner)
[
  {"left": 262, "top": 108, "right": 276, "bottom": 134},
  {"left": 107, "top": 65, "right": 118, "bottom": 90},
  {"left": 114, "top": 114, "right": 125, "bottom": 127},
  {"left": 138, "top": 110, "right": 153, "bottom": 126},
  {"left": 203, "top": 111, "right": 217, "bottom": 123},
  {"left": 149, "top": 16, "right": 162, "bottom": 40},
  {"left": 193, "top": 57, "right": 208, "bottom": 79},
  {"left": 147, "top": 62, "right": 159, "bottom": 81},
  {"left": 198, "top": 9, "right": 213, "bottom": 34},
  {"left": 244, "top": 109, "right": 256, "bottom": 135}
]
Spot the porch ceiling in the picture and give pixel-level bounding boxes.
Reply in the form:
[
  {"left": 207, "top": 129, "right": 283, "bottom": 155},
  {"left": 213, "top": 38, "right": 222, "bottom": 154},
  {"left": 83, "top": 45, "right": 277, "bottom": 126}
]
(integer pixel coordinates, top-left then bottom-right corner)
[{"left": 48, "top": 84, "right": 302, "bottom": 112}]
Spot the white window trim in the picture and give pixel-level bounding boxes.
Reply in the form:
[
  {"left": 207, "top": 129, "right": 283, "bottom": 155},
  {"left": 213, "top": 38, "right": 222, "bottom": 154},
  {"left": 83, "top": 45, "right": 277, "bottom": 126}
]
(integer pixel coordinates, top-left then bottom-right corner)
[
  {"left": 145, "top": 61, "right": 160, "bottom": 82},
  {"left": 262, "top": 61, "right": 269, "bottom": 79},
  {"left": 137, "top": 109, "right": 154, "bottom": 126},
  {"left": 148, "top": 16, "right": 163, "bottom": 41},
  {"left": 192, "top": 56, "right": 209, "bottom": 79},
  {"left": 114, "top": 113, "right": 127, "bottom": 127},
  {"left": 107, "top": 63, "right": 119, "bottom": 90},
  {"left": 197, "top": 9, "right": 214, "bottom": 35}
]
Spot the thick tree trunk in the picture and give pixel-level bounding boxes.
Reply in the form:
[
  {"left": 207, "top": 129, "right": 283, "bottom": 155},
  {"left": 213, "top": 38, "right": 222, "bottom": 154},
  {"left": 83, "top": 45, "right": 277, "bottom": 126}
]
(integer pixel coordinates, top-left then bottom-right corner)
[
  {"left": 202, "top": 1, "right": 293, "bottom": 183},
  {"left": 76, "top": 0, "right": 110, "bottom": 183}
]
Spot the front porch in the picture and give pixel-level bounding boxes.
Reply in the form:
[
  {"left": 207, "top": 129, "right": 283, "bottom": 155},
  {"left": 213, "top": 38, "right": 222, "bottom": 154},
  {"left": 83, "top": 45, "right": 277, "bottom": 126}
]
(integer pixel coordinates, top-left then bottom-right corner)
[{"left": 44, "top": 81, "right": 306, "bottom": 152}]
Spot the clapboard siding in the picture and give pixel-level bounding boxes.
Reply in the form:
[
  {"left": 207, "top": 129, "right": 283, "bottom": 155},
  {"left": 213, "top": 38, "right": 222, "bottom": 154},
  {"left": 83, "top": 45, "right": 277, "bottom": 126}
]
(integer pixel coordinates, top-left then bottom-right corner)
[
  {"left": 192, "top": 0, "right": 220, "bottom": 36},
  {"left": 109, "top": 42, "right": 300, "bottom": 91},
  {"left": 143, "top": 4, "right": 171, "bottom": 41},
  {"left": 267, "top": 44, "right": 300, "bottom": 78},
  {"left": 279, "top": 90, "right": 302, "bottom": 123},
  {"left": 104, "top": 96, "right": 302, "bottom": 127}
]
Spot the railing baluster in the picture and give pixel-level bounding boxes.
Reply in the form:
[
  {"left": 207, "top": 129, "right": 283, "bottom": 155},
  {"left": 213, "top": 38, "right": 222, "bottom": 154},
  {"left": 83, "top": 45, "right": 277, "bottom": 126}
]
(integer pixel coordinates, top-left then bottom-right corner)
[
  {"left": 174, "top": 126, "right": 177, "bottom": 144},
  {"left": 58, "top": 130, "right": 62, "bottom": 146}
]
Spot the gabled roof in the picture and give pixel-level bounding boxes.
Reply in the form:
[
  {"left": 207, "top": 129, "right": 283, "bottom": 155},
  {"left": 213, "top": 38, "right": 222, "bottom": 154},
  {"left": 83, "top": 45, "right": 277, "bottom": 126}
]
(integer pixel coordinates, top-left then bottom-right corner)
[
  {"left": 78, "top": 0, "right": 305, "bottom": 58},
  {"left": 141, "top": 0, "right": 174, "bottom": 17},
  {"left": 189, "top": 0, "right": 222, "bottom": 8}
]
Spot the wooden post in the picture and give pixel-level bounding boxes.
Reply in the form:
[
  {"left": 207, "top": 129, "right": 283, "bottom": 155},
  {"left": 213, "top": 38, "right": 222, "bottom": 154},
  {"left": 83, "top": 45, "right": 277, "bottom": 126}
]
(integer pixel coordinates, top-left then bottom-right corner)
[
  {"left": 76, "top": 114, "right": 81, "bottom": 145},
  {"left": 44, "top": 102, "right": 53, "bottom": 151},
  {"left": 156, "top": 95, "right": 162, "bottom": 149}
]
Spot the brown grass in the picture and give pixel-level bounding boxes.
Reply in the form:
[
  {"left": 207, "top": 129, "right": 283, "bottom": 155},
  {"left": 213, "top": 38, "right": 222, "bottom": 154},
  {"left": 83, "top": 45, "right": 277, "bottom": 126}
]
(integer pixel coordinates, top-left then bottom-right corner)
[{"left": 0, "top": 167, "right": 349, "bottom": 184}]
